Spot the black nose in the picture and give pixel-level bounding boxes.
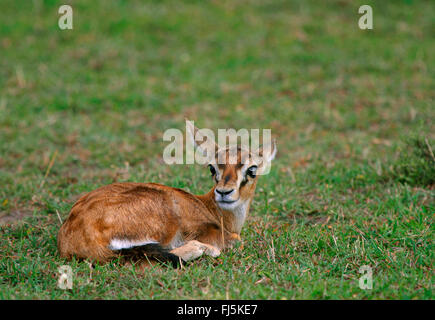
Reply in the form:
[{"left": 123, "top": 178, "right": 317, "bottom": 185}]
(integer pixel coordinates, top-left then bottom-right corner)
[{"left": 215, "top": 189, "right": 234, "bottom": 196}]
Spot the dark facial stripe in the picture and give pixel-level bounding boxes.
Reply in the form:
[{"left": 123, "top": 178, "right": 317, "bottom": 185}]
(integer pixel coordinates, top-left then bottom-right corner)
[
  {"left": 224, "top": 174, "right": 231, "bottom": 184},
  {"left": 240, "top": 179, "right": 248, "bottom": 188}
]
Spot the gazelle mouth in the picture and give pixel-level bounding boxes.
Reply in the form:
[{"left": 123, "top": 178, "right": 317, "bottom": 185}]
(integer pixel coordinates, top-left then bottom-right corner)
[
  {"left": 216, "top": 199, "right": 239, "bottom": 207},
  {"left": 218, "top": 200, "right": 237, "bottom": 204}
]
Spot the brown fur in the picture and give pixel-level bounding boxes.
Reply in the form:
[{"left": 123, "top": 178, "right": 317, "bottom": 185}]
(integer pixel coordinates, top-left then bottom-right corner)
[
  {"left": 57, "top": 124, "right": 276, "bottom": 263},
  {"left": 58, "top": 182, "right": 234, "bottom": 261}
]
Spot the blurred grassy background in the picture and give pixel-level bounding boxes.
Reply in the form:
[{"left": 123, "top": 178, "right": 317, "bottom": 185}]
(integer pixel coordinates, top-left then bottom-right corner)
[{"left": 0, "top": 0, "right": 433, "bottom": 299}]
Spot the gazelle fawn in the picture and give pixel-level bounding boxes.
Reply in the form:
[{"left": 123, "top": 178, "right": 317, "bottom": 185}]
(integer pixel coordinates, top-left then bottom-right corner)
[{"left": 57, "top": 122, "right": 277, "bottom": 266}]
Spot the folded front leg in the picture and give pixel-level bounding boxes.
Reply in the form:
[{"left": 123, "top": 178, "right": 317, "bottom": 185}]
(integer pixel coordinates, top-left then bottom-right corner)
[{"left": 170, "top": 240, "right": 221, "bottom": 262}]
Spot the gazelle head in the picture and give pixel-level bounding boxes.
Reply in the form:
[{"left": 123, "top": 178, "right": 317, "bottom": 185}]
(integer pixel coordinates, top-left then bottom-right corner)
[{"left": 187, "top": 122, "right": 277, "bottom": 212}]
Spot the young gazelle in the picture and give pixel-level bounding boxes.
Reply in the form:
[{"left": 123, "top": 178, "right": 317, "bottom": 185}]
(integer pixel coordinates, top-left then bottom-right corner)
[{"left": 57, "top": 122, "right": 277, "bottom": 266}]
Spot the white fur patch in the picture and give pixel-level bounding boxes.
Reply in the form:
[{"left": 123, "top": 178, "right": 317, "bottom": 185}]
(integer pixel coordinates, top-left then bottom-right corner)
[
  {"left": 233, "top": 201, "right": 248, "bottom": 233},
  {"left": 108, "top": 238, "right": 158, "bottom": 250},
  {"left": 220, "top": 201, "right": 249, "bottom": 234}
]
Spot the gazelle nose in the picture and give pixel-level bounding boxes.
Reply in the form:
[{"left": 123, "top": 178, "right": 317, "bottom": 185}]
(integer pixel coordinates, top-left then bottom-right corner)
[{"left": 215, "top": 189, "right": 234, "bottom": 197}]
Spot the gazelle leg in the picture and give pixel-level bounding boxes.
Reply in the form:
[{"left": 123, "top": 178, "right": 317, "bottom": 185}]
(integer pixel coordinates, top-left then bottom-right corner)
[{"left": 170, "top": 240, "right": 221, "bottom": 262}]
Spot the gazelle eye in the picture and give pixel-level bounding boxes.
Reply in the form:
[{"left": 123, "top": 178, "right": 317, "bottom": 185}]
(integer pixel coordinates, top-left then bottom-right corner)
[
  {"left": 246, "top": 166, "right": 257, "bottom": 178},
  {"left": 208, "top": 165, "right": 216, "bottom": 176}
]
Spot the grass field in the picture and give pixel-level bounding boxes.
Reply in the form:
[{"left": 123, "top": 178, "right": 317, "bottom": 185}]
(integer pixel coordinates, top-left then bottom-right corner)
[{"left": 0, "top": 0, "right": 434, "bottom": 299}]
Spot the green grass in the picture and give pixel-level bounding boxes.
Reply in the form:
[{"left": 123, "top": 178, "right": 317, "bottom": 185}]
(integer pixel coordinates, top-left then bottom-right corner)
[{"left": 0, "top": 0, "right": 434, "bottom": 299}]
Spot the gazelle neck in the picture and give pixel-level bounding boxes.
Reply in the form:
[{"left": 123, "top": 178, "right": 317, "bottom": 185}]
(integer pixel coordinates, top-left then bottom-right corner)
[{"left": 196, "top": 187, "right": 253, "bottom": 234}]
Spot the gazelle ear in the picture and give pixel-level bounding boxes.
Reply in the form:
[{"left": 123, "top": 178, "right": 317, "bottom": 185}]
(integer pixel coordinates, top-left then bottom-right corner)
[
  {"left": 255, "top": 139, "right": 277, "bottom": 175},
  {"left": 186, "top": 120, "right": 218, "bottom": 162},
  {"left": 186, "top": 119, "right": 199, "bottom": 146}
]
